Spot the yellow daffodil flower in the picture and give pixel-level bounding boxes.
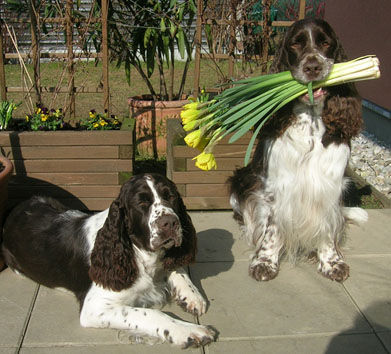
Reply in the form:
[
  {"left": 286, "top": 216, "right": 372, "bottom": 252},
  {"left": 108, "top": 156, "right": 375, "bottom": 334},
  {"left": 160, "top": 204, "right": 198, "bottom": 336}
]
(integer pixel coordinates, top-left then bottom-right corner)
[
  {"left": 183, "top": 120, "right": 200, "bottom": 132},
  {"left": 182, "top": 102, "right": 199, "bottom": 110},
  {"left": 193, "top": 151, "right": 217, "bottom": 171},
  {"left": 184, "top": 130, "right": 202, "bottom": 148},
  {"left": 93, "top": 123, "right": 99, "bottom": 128},
  {"left": 180, "top": 107, "right": 199, "bottom": 124},
  {"left": 184, "top": 130, "right": 210, "bottom": 151}
]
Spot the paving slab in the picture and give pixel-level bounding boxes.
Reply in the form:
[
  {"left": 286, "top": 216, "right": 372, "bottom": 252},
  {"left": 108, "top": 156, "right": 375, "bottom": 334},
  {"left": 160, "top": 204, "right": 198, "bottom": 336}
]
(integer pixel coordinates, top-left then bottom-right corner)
[
  {"left": 22, "top": 285, "right": 117, "bottom": 346},
  {"left": 342, "top": 256, "right": 391, "bottom": 331},
  {"left": 20, "top": 343, "right": 202, "bottom": 354},
  {"left": 344, "top": 209, "right": 391, "bottom": 256},
  {"left": 378, "top": 331, "right": 391, "bottom": 352},
  {"left": 0, "top": 348, "right": 18, "bottom": 354},
  {"left": 203, "top": 333, "right": 389, "bottom": 354},
  {"left": 0, "top": 268, "right": 38, "bottom": 348},
  {"left": 190, "top": 261, "right": 371, "bottom": 339},
  {"left": 190, "top": 211, "right": 249, "bottom": 262}
]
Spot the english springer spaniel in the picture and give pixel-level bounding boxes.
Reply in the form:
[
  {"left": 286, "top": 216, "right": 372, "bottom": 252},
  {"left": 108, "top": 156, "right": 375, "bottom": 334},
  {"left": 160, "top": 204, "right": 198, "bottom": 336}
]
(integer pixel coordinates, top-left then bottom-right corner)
[
  {"left": 229, "top": 18, "right": 368, "bottom": 283},
  {"left": 1, "top": 173, "right": 217, "bottom": 348}
]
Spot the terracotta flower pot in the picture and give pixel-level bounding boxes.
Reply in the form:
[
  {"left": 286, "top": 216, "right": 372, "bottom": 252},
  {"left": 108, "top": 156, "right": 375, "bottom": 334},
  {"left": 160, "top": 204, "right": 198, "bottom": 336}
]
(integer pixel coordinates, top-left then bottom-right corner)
[
  {"left": 0, "top": 155, "right": 13, "bottom": 271},
  {"left": 129, "top": 95, "right": 188, "bottom": 158}
]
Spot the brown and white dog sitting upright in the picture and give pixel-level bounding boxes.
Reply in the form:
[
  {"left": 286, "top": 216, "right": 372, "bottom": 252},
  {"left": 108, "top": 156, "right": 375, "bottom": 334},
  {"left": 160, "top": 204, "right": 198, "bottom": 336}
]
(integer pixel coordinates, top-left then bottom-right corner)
[{"left": 229, "top": 18, "right": 368, "bottom": 283}]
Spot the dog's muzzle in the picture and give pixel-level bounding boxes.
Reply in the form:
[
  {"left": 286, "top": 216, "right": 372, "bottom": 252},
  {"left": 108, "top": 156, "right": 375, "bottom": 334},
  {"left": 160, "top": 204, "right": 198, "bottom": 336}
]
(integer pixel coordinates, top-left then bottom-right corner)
[
  {"left": 293, "top": 55, "right": 334, "bottom": 84},
  {"left": 150, "top": 214, "right": 182, "bottom": 250}
]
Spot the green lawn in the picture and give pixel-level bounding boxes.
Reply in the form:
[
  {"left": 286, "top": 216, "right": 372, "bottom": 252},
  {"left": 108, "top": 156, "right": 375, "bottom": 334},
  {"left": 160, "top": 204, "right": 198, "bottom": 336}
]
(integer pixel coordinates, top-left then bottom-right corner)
[{"left": 4, "top": 59, "right": 264, "bottom": 121}]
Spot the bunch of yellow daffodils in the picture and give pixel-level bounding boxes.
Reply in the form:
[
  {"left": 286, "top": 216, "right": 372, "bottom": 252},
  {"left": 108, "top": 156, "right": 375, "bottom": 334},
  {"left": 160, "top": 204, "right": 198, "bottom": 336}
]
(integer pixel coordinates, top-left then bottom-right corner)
[{"left": 181, "top": 56, "right": 380, "bottom": 170}]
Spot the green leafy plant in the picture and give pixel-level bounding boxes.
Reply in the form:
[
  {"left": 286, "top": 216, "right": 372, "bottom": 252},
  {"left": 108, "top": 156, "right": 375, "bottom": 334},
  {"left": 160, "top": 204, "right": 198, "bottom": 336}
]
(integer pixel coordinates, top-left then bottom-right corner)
[
  {"left": 79, "top": 110, "right": 121, "bottom": 130},
  {"left": 100, "top": 0, "right": 196, "bottom": 101},
  {"left": 22, "top": 105, "right": 65, "bottom": 131},
  {"left": 0, "top": 100, "right": 20, "bottom": 130},
  {"left": 181, "top": 56, "right": 381, "bottom": 170}
]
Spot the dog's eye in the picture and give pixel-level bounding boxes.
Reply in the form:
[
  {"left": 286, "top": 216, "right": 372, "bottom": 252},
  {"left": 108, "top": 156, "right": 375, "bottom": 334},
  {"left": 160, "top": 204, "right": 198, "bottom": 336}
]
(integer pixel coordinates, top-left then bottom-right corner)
[
  {"left": 290, "top": 42, "right": 301, "bottom": 49},
  {"left": 139, "top": 193, "right": 152, "bottom": 207},
  {"left": 161, "top": 189, "right": 174, "bottom": 202}
]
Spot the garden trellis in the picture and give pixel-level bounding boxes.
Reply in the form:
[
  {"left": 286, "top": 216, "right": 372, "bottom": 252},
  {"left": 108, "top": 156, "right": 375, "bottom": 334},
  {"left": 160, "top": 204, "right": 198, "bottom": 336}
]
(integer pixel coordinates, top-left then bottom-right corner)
[
  {"left": 0, "top": 0, "right": 322, "bottom": 117},
  {"left": 192, "top": 0, "right": 320, "bottom": 97},
  {"left": 0, "top": 0, "right": 110, "bottom": 118}
]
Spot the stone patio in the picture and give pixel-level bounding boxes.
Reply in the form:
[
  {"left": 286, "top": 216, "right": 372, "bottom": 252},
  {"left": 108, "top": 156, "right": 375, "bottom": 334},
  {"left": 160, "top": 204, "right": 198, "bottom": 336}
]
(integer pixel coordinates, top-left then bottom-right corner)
[{"left": 1, "top": 209, "right": 390, "bottom": 353}]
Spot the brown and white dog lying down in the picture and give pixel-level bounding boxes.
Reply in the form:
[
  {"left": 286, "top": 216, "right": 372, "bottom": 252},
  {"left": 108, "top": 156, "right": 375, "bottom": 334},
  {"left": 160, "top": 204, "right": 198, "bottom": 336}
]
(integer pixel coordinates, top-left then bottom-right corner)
[
  {"left": 2, "top": 173, "right": 217, "bottom": 348},
  {"left": 229, "top": 18, "right": 368, "bottom": 283}
]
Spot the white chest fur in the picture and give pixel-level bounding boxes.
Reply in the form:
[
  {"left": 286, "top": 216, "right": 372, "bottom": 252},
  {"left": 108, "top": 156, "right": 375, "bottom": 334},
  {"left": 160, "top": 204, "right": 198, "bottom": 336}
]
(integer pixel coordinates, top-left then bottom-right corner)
[
  {"left": 264, "top": 103, "right": 350, "bottom": 252},
  {"left": 84, "top": 248, "right": 168, "bottom": 311}
]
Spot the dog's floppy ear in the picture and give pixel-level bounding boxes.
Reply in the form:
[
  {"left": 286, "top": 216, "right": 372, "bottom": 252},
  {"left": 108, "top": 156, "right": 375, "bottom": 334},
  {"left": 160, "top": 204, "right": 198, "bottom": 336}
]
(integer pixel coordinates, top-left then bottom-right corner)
[
  {"left": 163, "top": 193, "right": 197, "bottom": 270},
  {"left": 321, "top": 85, "right": 362, "bottom": 147},
  {"left": 89, "top": 196, "right": 139, "bottom": 291}
]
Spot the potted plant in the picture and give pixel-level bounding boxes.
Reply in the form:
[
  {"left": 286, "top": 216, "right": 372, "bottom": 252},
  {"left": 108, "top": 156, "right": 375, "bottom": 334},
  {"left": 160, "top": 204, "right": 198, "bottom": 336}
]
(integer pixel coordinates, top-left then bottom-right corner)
[{"left": 102, "top": 0, "right": 196, "bottom": 158}]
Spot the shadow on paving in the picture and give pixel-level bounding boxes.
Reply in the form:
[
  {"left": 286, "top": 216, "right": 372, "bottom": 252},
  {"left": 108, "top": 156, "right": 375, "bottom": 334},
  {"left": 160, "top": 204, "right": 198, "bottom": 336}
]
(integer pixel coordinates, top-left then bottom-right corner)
[{"left": 325, "top": 301, "right": 391, "bottom": 354}]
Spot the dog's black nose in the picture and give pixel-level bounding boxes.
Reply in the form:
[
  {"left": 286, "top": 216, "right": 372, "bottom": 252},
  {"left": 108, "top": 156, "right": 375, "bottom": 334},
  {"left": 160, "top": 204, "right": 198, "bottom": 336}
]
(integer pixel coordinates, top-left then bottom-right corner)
[
  {"left": 303, "top": 57, "right": 322, "bottom": 77},
  {"left": 157, "top": 214, "right": 179, "bottom": 232}
]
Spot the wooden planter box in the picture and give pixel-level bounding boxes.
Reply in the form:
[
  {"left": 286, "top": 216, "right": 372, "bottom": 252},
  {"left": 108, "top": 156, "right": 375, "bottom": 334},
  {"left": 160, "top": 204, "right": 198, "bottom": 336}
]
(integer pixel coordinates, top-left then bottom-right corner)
[
  {"left": 167, "top": 119, "right": 253, "bottom": 210},
  {"left": 0, "top": 129, "right": 133, "bottom": 211}
]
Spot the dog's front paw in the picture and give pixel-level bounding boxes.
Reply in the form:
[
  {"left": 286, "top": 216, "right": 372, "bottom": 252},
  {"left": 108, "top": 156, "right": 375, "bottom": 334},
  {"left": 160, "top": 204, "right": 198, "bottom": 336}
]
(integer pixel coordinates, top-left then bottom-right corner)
[
  {"left": 249, "top": 259, "right": 279, "bottom": 281},
  {"left": 173, "top": 284, "right": 207, "bottom": 316},
  {"left": 164, "top": 323, "right": 218, "bottom": 348},
  {"left": 318, "top": 260, "right": 349, "bottom": 282}
]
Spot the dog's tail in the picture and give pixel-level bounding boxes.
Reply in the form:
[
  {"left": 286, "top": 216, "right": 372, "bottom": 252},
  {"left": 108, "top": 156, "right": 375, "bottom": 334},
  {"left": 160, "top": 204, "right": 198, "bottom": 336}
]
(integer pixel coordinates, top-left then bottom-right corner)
[{"left": 342, "top": 207, "right": 368, "bottom": 225}]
